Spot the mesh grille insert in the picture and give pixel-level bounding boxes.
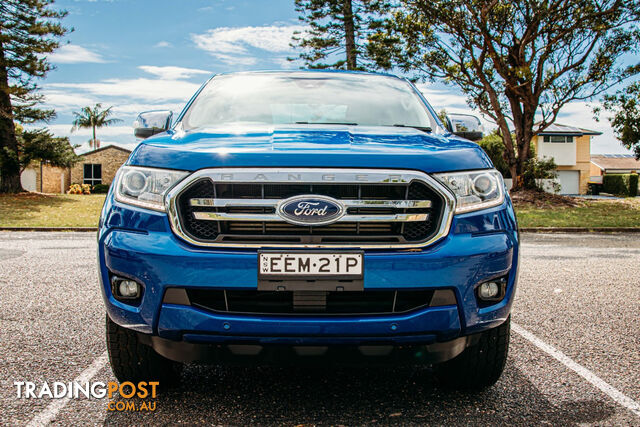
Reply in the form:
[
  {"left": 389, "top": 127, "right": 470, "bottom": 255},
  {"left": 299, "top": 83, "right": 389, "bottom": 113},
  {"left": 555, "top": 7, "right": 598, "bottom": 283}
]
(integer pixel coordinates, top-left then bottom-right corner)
[{"left": 186, "top": 289, "right": 435, "bottom": 315}]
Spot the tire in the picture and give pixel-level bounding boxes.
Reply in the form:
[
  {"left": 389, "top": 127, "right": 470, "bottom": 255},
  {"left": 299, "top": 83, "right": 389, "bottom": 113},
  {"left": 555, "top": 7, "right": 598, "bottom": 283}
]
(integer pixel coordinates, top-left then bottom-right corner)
[
  {"left": 106, "top": 314, "right": 182, "bottom": 386},
  {"left": 436, "top": 316, "right": 510, "bottom": 390}
]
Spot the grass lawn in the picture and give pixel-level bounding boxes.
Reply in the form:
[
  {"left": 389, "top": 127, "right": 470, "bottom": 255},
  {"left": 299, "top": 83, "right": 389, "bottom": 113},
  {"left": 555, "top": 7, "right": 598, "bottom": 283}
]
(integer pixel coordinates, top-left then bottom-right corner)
[
  {"left": 515, "top": 198, "right": 640, "bottom": 228},
  {"left": 0, "top": 192, "right": 639, "bottom": 229},
  {"left": 0, "top": 193, "right": 106, "bottom": 228}
]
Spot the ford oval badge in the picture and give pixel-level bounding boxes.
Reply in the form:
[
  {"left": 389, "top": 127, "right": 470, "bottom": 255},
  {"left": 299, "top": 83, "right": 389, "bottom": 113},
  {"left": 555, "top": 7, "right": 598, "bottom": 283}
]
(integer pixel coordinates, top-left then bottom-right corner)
[{"left": 277, "top": 195, "right": 345, "bottom": 226}]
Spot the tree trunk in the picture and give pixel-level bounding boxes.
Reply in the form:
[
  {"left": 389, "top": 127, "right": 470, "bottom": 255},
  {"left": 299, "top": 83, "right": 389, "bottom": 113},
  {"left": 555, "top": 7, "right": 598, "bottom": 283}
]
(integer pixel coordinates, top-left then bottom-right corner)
[
  {"left": 92, "top": 125, "right": 98, "bottom": 149},
  {"left": 0, "top": 37, "right": 24, "bottom": 193},
  {"left": 342, "top": 0, "right": 357, "bottom": 70}
]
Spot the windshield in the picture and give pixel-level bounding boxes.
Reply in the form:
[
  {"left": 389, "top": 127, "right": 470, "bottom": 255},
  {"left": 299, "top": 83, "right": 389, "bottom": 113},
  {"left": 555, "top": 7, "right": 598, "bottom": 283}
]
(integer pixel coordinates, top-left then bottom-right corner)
[{"left": 180, "top": 72, "right": 439, "bottom": 131}]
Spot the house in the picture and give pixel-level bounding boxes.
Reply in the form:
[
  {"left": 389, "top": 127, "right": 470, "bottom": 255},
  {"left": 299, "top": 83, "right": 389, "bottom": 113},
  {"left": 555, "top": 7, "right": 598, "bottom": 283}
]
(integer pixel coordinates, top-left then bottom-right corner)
[
  {"left": 532, "top": 123, "right": 602, "bottom": 194},
  {"left": 20, "top": 144, "right": 131, "bottom": 193},
  {"left": 590, "top": 154, "right": 640, "bottom": 182},
  {"left": 70, "top": 145, "right": 131, "bottom": 188}
]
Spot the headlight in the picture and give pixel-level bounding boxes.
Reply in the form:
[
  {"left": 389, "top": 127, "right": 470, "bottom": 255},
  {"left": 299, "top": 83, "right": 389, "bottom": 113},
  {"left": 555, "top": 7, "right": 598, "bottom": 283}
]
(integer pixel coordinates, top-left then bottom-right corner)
[
  {"left": 434, "top": 169, "right": 505, "bottom": 214},
  {"left": 114, "top": 166, "right": 188, "bottom": 211}
]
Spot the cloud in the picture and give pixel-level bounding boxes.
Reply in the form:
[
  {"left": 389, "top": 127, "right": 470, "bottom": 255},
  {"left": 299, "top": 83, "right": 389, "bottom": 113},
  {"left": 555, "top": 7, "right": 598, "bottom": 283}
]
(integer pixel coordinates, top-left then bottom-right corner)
[
  {"left": 271, "top": 56, "right": 299, "bottom": 69},
  {"left": 191, "top": 24, "right": 304, "bottom": 64},
  {"left": 48, "top": 78, "right": 201, "bottom": 102},
  {"left": 416, "top": 84, "right": 469, "bottom": 111},
  {"left": 110, "top": 102, "right": 186, "bottom": 115},
  {"left": 48, "top": 124, "right": 133, "bottom": 137},
  {"left": 153, "top": 41, "right": 172, "bottom": 48},
  {"left": 47, "top": 44, "right": 106, "bottom": 64},
  {"left": 42, "top": 91, "right": 97, "bottom": 110},
  {"left": 213, "top": 54, "right": 258, "bottom": 66},
  {"left": 41, "top": 90, "right": 185, "bottom": 118},
  {"left": 138, "top": 65, "right": 210, "bottom": 80}
]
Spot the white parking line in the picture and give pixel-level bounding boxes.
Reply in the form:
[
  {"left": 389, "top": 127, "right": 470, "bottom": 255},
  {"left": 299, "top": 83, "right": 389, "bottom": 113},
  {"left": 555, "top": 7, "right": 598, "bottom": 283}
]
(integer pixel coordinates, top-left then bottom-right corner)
[
  {"left": 512, "top": 322, "right": 640, "bottom": 417},
  {"left": 26, "top": 351, "right": 109, "bottom": 427},
  {"left": 23, "top": 324, "right": 640, "bottom": 424}
]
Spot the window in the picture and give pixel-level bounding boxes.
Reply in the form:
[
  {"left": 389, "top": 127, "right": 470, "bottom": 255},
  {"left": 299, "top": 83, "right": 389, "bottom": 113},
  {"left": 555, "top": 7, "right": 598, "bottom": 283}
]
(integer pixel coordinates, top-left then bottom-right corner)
[
  {"left": 543, "top": 135, "right": 574, "bottom": 143},
  {"left": 181, "top": 72, "right": 440, "bottom": 132},
  {"left": 83, "top": 164, "right": 102, "bottom": 185}
]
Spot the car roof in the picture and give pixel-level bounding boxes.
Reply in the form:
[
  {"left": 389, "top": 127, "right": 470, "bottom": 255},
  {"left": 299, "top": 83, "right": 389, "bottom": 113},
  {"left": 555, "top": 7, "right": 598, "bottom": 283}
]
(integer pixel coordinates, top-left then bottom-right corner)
[{"left": 211, "top": 69, "right": 405, "bottom": 80}]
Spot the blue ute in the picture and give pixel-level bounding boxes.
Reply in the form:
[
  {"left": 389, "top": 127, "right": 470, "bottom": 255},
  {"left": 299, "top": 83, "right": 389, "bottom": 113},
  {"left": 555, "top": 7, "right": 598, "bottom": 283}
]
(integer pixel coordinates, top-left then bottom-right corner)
[{"left": 101, "top": 71, "right": 518, "bottom": 390}]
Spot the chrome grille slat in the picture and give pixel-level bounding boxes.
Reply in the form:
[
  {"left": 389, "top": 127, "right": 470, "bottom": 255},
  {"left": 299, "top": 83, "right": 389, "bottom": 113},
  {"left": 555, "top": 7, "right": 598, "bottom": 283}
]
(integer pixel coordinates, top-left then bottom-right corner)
[
  {"left": 192, "top": 211, "right": 429, "bottom": 222},
  {"left": 165, "top": 168, "right": 455, "bottom": 248},
  {"left": 190, "top": 198, "right": 432, "bottom": 209}
]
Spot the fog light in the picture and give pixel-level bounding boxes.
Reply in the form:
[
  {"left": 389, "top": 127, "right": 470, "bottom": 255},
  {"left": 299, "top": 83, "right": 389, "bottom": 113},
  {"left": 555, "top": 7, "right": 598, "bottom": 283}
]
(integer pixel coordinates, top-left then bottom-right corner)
[
  {"left": 119, "top": 280, "right": 139, "bottom": 297},
  {"left": 478, "top": 281, "right": 499, "bottom": 300},
  {"left": 112, "top": 276, "right": 141, "bottom": 300}
]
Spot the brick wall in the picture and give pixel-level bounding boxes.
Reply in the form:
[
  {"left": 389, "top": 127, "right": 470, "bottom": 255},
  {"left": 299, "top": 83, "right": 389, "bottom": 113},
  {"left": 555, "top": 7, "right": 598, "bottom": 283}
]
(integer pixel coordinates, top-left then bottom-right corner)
[
  {"left": 70, "top": 146, "right": 131, "bottom": 187},
  {"left": 590, "top": 162, "right": 603, "bottom": 177},
  {"left": 41, "top": 164, "right": 71, "bottom": 193},
  {"left": 25, "top": 161, "right": 71, "bottom": 193}
]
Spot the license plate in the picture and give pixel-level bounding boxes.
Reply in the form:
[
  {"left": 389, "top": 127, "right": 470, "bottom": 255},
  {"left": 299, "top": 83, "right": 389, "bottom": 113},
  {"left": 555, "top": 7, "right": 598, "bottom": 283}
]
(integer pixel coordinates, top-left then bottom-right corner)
[{"left": 259, "top": 252, "right": 363, "bottom": 278}]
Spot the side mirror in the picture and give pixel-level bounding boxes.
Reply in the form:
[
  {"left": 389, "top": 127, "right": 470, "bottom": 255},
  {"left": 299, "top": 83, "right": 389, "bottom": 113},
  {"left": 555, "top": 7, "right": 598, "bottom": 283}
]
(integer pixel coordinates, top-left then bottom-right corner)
[
  {"left": 445, "top": 113, "right": 483, "bottom": 141},
  {"left": 133, "top": 110, "right": 173, "bottom": 139}
]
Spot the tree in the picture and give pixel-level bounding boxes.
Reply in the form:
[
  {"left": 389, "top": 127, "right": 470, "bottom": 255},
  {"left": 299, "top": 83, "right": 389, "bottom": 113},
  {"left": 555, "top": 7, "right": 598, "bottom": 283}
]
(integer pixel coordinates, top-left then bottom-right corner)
[
  {"left": 0, "top": 0, "right": 69, "bottom": 193},
  {"left": 15, "top": 124, "right": 77, "bottom": 173},
  {"left": 596, "top": 81, "right": 640, "bottom": 159},
  {"left": 437, "top": 108, "right": 448, "bottom": 123},
  {"left": 476, "top": 130, "right": 510, "bottom": 177},
  {"left": 290, "top": 0, "right": 393, "bottom": 70},
  {"left": 71, "top": 104, "right": 122, "bottom": 149},
  {"left": 369, "top": 0, "right": 640, "bottom": 189}
]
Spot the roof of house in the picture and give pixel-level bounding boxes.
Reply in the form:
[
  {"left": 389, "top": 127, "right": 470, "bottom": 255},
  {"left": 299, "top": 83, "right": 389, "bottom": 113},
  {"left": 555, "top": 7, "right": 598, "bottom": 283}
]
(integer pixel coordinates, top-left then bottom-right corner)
[
  {"left": 78, "top": 144, "right": 132, "bottom": 157},
  {"left": 591, "top": 154, "right": 640, "bottom": 171},
  {"left": 536, "top": 123, "right": 602, "bottom": 136}
]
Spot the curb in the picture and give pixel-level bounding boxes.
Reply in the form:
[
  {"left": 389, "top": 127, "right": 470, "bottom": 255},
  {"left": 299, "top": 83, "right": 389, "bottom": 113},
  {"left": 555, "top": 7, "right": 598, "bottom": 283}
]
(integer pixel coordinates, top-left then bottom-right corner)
[
  {"left": 0, "top": 227, "right": 97, "bottom": 232},
  {"left": 519, "top": 227, "right": 640, "bottom": 233}
]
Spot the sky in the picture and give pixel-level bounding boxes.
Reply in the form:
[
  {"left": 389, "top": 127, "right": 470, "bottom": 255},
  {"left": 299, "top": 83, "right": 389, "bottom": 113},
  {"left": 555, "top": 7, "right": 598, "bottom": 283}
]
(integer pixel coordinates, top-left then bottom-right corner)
[{"left": 39, "top": 0, "right": 632, "bottom": 155}]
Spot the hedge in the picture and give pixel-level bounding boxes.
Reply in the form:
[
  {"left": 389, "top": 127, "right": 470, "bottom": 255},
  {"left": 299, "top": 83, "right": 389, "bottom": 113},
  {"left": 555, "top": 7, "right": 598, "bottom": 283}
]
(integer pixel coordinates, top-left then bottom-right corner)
[
  {"left": 630, "top": 173, "right": 639, "bottom": 197},
  {"left": 91, "top": 183, "right": 111, "bottom": 194},
  {"left": 602, "top": 173, "right": 639, "bottom": 197}
]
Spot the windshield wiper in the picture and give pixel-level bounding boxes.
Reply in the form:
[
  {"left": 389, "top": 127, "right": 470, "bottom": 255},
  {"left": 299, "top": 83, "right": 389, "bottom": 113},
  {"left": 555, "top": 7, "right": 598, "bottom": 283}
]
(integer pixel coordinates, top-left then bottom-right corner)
[
  {"left": 393, "top": 124, "right": 432, "bottom": 133},
  {"left": 295, "top": 121, "right": 358, "bottom": 126}
]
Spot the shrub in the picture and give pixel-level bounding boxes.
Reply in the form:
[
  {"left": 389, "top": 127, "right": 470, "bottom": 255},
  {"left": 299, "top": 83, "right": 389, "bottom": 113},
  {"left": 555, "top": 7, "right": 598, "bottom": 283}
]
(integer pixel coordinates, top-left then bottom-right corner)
[
  {"left": 602, "top": 174, "right": 630, "bottom": 196},
  {"left": 522, "top": 156, "right": 559, "bottom": 192},
  {"left": 476, "top": 130, "right": 510, "bottom": 178},
  {"left": 92, "top": 183, "right": 110, "bottom": 194},
  {"left": 630, "top": 173, "right": 639, "bottom": 197},
  {"left": 67, "top": 183, "right": 91, "bottom": 195}
]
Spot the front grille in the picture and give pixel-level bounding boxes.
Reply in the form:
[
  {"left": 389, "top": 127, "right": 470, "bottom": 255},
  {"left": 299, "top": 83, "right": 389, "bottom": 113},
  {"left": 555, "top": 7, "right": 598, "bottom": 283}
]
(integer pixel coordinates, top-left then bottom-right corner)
[
  {"left": 186, "top": 289, "right": 436, "bottom": 315},
  {"left": 169, "top": 169, "right": 450, "bottom": 248}
]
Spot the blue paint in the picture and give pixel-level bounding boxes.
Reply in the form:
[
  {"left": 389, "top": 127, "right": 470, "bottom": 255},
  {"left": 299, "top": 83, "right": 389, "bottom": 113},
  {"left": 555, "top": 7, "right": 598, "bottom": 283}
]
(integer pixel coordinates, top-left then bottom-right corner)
[{"left": 128, "top": 125, "right": 492, "bottom": 173}]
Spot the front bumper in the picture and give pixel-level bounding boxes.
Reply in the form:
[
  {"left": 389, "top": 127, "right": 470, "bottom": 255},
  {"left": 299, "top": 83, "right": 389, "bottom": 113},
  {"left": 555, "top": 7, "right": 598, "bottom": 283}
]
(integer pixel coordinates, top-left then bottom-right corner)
[{"left": 99, "top": 194, "right": 519, "bottom": 361}]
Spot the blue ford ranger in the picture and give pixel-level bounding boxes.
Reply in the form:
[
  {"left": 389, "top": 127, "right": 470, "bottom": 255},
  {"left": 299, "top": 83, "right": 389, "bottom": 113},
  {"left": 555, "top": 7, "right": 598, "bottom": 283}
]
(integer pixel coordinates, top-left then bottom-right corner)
[{"left": 100, "top": 71, "right": 518, "bottom": 389}]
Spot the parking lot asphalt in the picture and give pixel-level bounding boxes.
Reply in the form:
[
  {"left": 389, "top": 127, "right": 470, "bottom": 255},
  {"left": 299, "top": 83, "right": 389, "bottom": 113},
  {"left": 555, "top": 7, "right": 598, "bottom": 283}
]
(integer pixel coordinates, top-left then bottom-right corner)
[{"left": 0, "top": 232, "right": 638, "bottom": 425}]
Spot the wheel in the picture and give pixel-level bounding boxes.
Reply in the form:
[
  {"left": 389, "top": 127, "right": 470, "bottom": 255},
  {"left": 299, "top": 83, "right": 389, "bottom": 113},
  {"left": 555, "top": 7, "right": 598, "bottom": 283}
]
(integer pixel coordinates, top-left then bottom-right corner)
[
  {"left": 106, "top": 314, "right": 182, "bottom": 386},
  {"left": 436, "top": 316, "right": 510, "bottom": 390}
]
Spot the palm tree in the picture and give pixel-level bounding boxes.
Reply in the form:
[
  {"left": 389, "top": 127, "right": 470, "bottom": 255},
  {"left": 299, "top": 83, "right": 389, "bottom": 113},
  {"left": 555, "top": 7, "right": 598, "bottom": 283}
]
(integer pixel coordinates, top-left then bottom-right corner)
[{"left": 71, "top": 104, "right": 122, "bottom": 149}]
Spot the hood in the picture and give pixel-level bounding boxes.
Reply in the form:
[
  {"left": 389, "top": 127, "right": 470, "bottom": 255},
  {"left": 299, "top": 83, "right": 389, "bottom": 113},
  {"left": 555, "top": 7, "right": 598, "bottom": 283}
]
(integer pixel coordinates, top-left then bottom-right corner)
[{"left": 128, "top": 124, "right": 492, "bottom": 173}]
